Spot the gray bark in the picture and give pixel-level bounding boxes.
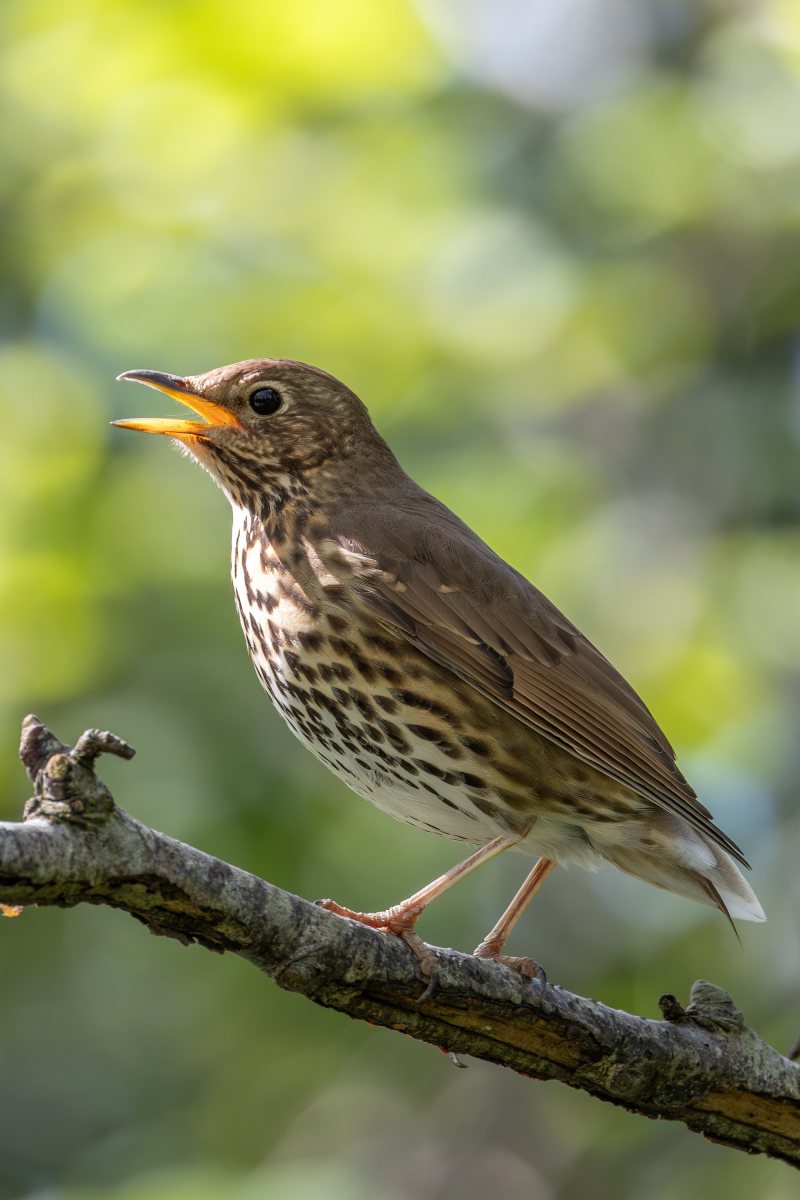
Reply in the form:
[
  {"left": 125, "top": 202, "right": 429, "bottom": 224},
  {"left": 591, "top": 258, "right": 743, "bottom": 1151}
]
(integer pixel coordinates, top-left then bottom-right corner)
[{"left": 2, "top": 716, "right": 799, "bottom": 1167}]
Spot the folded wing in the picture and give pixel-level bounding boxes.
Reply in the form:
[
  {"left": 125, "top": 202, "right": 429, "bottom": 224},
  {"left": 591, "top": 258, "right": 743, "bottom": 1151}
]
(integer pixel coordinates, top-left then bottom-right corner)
[{"left": 337, "top": 495, "right": 747, "bottom": 868}]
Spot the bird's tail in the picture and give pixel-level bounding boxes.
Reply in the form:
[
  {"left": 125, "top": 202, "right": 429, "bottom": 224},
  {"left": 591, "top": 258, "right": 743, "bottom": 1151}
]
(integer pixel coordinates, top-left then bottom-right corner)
[{"left": 604, "top": 812, "right": 765, "bottom": 924}]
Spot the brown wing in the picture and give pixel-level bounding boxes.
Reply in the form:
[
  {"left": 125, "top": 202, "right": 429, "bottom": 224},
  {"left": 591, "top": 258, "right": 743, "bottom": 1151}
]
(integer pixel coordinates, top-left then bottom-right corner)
[{"left": 336, "top": 496, "right": 747, "bottom": 868}]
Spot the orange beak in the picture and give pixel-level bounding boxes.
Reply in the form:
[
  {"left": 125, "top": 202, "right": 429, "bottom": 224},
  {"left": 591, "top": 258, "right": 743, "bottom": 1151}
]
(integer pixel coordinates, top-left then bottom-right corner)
[{"left": 112, "top": 370, "right": 241, "bottom": 438}]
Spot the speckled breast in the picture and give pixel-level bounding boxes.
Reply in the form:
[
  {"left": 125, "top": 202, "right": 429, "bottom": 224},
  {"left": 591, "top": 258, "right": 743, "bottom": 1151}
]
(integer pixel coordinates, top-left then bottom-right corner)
[{"left": 229, "top": 508, "right": 550, "bottom": 847}]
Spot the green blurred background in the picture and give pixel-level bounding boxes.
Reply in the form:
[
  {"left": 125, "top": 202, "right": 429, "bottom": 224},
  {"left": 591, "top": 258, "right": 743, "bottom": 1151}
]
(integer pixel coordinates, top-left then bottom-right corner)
[{"left": 0, "top": 0, "right": 799, "bottom": 1196}]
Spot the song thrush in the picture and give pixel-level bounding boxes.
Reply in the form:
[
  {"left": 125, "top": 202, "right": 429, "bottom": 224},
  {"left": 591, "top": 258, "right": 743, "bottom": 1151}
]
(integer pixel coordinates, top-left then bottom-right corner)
[{"left": 115, "top": 359, "right": 765, "bottom": 976}]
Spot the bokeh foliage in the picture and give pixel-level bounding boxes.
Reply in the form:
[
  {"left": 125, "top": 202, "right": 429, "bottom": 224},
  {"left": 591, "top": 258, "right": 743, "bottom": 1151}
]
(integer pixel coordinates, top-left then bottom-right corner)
[{"left": 0, "top": 0, "right": 799, "bottom": 1197}]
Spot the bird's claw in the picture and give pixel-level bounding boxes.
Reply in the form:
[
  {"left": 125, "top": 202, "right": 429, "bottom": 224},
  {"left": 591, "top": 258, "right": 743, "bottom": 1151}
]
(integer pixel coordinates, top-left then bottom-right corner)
[
  {"left": 314, "top": 898, "right": 438, "bottom": 978},
  {"left": 399, "top": 929, "right": 438, "bottom": 979},
  {"left": 473, "top": 948, "right": 546, "bottom": 993},
  {"left": 313, "top": 898, "right": 392, "bottom": 927}
]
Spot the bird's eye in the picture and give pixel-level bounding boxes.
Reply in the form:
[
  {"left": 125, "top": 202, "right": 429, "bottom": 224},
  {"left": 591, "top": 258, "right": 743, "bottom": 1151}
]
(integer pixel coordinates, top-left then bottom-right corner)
[{"left": 248, "top": 387, "right": 282, "bottom": 416}]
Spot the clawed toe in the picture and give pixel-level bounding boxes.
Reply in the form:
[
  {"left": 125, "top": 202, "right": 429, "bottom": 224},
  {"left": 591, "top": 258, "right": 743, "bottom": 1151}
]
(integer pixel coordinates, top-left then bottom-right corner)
[
  {"left": 400, "top": 929, "right": 438, "bottom": 977},
  {"left": 314, "top": 898, "right": 392, "bottom": 928},
  {"left": 493, "top": 954, "right": 545, "bottom": 985},
  {"left": 473, "top": 948, "right": 546, "bottom": 989},
  {"left": 314, "top": 899, "right": 437, "bottom": 977}
]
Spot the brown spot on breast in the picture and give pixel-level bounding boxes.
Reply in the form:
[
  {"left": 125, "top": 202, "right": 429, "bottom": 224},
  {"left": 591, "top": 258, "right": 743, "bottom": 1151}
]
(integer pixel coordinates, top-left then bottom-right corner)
[
  {"left": 470, "top": 795, "right": 503, "bottom": 821},
  {"left": 319, "top": 662, "right": 352, "bottom": 684},
  {"left": 328, "top": 636, "right": 357, "bottom": 658},
  {"left": 240, "top": 561, "right": 256, "bottom": 608},
  {"left": 412, "top": 760, "right": 460, "bottom": 787},
  {"left": 363, "top": 632, "right": 400, "bottom": 653},
  {"left": 260, "top": 546, "right": 286, "bottom": 575},
  {"left": 310, "top": 687, "right": 338, "bottom": 716},
  {"left": 406, "top": 723, "right": 442, "bottom": 743},
  {"left": 352, "top": 657, "right": 376, "bottom": 683},
  {"left": 349, "top": 689, "right": 376, "bottom": 719},
  {"left": 391, "top": 690, "right": 452, "bottom": 722},
  {"left": 248, "top": 614, "right": 270, "bottom": 658},
  {"left": 460, "top": 734, "right": 491, "bottom": 753},
  {"left": 377, "top": 720, "right": 411, "bottom": 753},
  {"left": 405, "top": 724, "right": 463, "bottom": 760},
  {"left": 390, "top": 769, "right": 418, "bottom": 789},
  {"left": 278, "top": 576, "right": 316, "bottom": 616},
  {"left": 494, "top": 786, "right": 532, "bottom": 812}
]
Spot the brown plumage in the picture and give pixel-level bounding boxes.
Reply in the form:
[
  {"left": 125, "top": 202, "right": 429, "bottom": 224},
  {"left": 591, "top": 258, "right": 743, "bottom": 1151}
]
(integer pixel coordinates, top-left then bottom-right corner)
[{"left": 115, "top": 358, "right": 764, "bottom": 974}]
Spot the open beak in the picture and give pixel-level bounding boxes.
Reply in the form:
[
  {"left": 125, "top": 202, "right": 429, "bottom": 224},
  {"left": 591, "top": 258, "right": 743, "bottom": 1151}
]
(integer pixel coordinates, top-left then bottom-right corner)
[{"left": 112, "top": 370, "right": 241, "bottom": 438}]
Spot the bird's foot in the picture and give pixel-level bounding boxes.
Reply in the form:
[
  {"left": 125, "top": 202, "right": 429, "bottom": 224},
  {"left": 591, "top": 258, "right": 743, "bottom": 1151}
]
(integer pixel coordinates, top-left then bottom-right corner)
[
  {"left": 473, "top": 940, "right": 546, "bottom": 988},
  {"left": 477, "top": 953, "right": 545, "bottom": 982},
  {"left": 315, "top": 898, "right": 438, "bottom": 976}
]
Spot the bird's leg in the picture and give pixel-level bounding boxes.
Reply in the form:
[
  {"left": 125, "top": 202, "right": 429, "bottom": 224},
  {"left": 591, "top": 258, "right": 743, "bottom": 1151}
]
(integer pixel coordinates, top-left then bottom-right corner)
[
  {"left": 472, "top": 857, "right": 557, "bottom": 978},
  {"left": 316, "top": 834, "right": 517, "bottom": 974}
]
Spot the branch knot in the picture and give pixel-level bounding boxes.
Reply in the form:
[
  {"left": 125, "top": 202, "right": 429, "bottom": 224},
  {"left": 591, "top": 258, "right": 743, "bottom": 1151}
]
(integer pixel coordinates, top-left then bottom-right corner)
[
  {"left": 659, "top": 980, "right": 748, "bottom": 1035},
  {"left": 19, "top": 715, "right": 135, "bottom": 829}
]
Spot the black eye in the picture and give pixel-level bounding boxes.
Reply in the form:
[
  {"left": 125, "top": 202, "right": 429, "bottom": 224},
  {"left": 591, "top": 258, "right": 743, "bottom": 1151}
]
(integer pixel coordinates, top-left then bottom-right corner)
[{"left": 248, "top": 387, "right": 282, "bottom": 415}]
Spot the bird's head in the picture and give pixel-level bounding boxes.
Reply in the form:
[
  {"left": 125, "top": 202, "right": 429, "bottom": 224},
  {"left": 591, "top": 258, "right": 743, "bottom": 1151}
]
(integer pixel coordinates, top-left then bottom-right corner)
[{"left": 114, "top": 358, "right": 387, "bottom": 509}]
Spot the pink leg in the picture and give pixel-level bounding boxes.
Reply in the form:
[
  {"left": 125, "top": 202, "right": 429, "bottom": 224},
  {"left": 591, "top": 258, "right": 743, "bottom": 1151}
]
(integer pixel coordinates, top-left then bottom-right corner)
[
  {"left": 317, "top": 835, "right": 517, "bottom": 974},
  {"left": 473, "top": 857, "right": 557, "bottom": 977}
]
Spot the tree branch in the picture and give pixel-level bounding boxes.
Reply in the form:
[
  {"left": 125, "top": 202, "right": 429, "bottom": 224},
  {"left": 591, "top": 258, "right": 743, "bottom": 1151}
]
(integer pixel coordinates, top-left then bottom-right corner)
[{"left": 3, "top": 716, "right": 799, "bottom": 1167}]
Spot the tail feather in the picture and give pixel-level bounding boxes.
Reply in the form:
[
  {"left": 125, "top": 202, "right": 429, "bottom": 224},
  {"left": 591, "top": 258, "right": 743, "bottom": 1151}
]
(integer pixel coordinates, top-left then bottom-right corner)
[
  {"left": 695, "top": 875, "right": 740, "bottom": 941},
  {"left": 604, "top": 812, "right": 766, "bottom": 924}
]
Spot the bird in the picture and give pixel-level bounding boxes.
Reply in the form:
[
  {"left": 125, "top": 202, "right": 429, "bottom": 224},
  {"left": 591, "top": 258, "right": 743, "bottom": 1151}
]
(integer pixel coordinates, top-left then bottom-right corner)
[{"left": 114, "top": 358, "right": 765, "bottom": 977}]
